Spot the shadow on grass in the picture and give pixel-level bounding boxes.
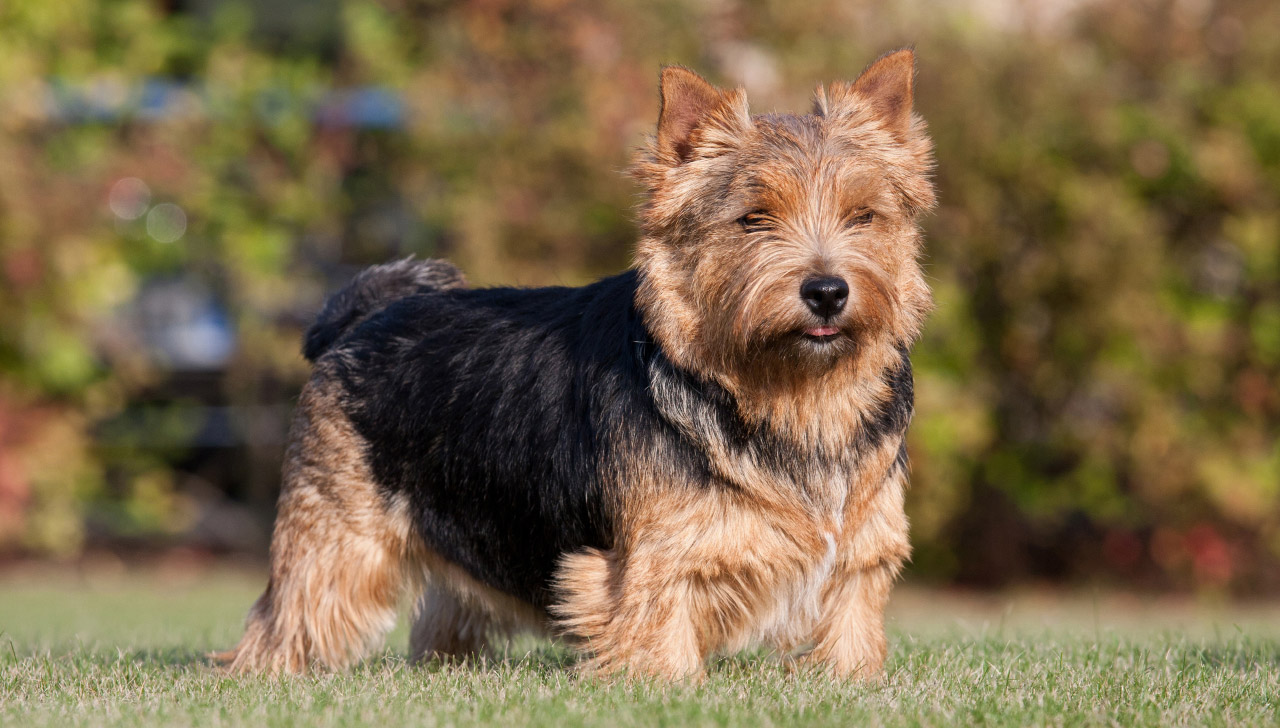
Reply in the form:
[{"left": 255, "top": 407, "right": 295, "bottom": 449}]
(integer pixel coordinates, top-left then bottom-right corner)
[
  {"left": 0, "top": 640, "right": 581, "bottom": 675},
  {"left": 123, "top": 646, "right": 215, "bottom": 668},
  {"left": 1, "top": 643, "right": 214, "bottom": 669},
  {"left": 387, "top": 643, "right": 791, "bottom": 682},
  {"left": 361, "top": 638, "right": 582, "bottom": 675}
]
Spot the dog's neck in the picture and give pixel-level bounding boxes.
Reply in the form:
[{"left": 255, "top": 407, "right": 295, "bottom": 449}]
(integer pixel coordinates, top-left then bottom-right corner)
[
  {"left": 636, "top": 307, "right": 911, "bottom": 453},
  {"left": 639, "top": 322, "right": 913, "bottom": 487}
]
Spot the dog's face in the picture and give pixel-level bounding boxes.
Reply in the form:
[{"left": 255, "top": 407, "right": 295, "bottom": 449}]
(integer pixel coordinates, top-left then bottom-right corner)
[{"left": 634, "top": 50, "right": 935, "bottom": 387}]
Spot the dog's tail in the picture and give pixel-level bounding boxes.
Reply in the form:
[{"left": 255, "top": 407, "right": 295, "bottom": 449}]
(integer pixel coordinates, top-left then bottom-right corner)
[{"left": 302, "top": 257, "right": 467, "bottom": 362}]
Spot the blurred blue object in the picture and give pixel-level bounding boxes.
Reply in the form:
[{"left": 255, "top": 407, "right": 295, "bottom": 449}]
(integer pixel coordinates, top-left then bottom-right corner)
[
  {"left": 44, "top": 78, "right": 404, "bottom": 129},
  {"left": 316, "top": 87, "right": 404, "bottom": 129},
  {"left": 132, "top": 279, "right": 236, "bottom": 371}
]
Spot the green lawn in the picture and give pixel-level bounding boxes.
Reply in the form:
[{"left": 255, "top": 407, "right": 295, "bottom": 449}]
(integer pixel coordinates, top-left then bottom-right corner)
[{"left": 1, "top": 566, "right": 1277, "bottom": 727}]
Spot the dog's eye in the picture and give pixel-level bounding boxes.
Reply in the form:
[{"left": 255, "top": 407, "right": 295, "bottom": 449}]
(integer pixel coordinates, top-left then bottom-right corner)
[
  {"left": 738, "top": 211, "right": 772, "bottom": 233},
  {"left": 846, "top": 209, "right": 875, "bottom": 228}
]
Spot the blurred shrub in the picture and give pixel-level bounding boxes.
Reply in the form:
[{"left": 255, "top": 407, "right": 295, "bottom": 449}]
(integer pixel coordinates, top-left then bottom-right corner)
[
  {"left": 907, "top": 0, "right": 1280, "bottom": 591},
  {"left": 0, "top": 0, "right": 1276, "bottom": 591}
]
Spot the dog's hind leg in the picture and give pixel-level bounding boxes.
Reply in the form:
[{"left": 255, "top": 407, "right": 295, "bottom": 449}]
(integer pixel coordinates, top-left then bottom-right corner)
[
  {"left": 217, "top": 375, "right": 419, "bottom": 674},
  {"left": 408, "top": 560, "right": 547, "bottom": 666},
  {"left": 409, "top": 585, "right": 496, "bottom": 663}
]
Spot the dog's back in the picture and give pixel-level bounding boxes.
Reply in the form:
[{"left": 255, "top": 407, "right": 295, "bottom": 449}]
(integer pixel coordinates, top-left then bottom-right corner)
[
  {"left": 302, "top": 257, "right": 467, "bottom": 362},
  {"left": 323, "top": 272, "right": 648, "bottom": 606}
]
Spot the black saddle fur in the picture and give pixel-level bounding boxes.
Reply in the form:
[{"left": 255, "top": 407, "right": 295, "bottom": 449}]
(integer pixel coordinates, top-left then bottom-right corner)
[{"left": 309, "top": 263, "right": 912, "bottom": 607}]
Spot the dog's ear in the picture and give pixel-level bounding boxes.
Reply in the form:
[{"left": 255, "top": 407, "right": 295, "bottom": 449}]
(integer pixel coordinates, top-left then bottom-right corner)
[
  {"left": 656, "top": 66, "right": 749, "bottom": 165},
  {"left": 818, "top": 49, "right": 915, "bottom": 139}
]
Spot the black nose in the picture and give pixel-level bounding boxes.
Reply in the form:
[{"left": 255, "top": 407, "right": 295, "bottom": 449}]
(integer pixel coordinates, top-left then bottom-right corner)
[{"left": 800, "top": 276, "right": 849, "bottom": 318}]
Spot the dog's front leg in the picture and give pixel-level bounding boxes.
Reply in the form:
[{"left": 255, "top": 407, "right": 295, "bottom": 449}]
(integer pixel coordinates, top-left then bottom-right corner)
[
  {"left": 555, "top": 543, "right": 709, "bottom": 681},
  {"left": 802, "top": 468, "right": 911, "bottom": 681},
  {"left": 555, "top": 490, "right": 811, "bottom": 681},
  {"left": 801, "top": 560, "right": 899, "bottom": 679}
]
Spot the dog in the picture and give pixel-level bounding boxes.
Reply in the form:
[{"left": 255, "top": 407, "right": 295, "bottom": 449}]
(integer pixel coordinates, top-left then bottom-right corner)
[{"left": 219, "top": 48, "right": 935, "bottom": 681}]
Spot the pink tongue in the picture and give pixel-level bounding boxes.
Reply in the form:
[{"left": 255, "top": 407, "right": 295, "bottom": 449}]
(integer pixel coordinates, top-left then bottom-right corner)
[{"left": 807, "top": 326, "right": 839, "bottom": 337}]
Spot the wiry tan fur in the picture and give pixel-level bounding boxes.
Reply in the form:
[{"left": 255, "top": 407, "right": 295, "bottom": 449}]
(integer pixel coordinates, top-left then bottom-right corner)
[
  {"left": 221, "top": 49, "right": 934, "bottom": 681},
  {"left": 552, "top": 49, "right": 934, "bottom": 681},
  {"left": 553, "top": 432, "right": 911, "bottom": 679}
]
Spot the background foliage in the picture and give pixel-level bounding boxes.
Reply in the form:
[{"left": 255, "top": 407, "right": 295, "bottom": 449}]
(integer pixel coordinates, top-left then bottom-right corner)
[{"left": 0, "top": 0, "right": 1276, "bottom": 592}]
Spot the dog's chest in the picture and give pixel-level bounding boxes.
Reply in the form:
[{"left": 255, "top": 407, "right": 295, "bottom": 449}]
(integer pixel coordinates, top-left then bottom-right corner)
[
  {"left": 741, "top": 524, "right": 842, "bottom": 651},
  {"left": 727, "top": 470, "right": 841, "bottom": 634}
]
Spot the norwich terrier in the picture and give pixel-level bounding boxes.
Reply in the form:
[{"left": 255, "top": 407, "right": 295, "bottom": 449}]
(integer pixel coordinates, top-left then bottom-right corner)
[{"left": 220, "top": 48, "right": 935, "bottom": 681}]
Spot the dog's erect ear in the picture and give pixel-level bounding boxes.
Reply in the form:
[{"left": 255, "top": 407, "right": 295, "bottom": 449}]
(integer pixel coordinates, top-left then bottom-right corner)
[
  {"left": 657, "top": 66, "right": 748, "bottom": 164},
  {"left": 852, "top": 49, "right": 915, "bottom": 134},
  {"left": 818, "top": 49, "right": 916, "bottom": 139}
]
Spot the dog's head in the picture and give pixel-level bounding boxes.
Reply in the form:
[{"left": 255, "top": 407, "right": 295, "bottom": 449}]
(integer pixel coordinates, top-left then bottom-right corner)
[{"left": 634, "top": 50, "right": 935, "bottom": 393}]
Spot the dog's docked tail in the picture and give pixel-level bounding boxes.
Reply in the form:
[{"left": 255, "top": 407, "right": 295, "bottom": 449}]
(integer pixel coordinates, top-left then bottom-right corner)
[{"left": 302, "top": 257, "right": 467, "bottom": 362}]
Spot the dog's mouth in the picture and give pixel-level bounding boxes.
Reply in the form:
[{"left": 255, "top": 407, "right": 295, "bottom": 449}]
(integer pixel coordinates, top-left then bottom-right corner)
[{"left": 802, "top": 325, "right": 842, "bottom": 343}]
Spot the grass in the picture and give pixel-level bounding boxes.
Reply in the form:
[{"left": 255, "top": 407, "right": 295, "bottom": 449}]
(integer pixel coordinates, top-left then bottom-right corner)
[{"left": 1, "top": 565, "right": 1277, "bottom": 727}]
